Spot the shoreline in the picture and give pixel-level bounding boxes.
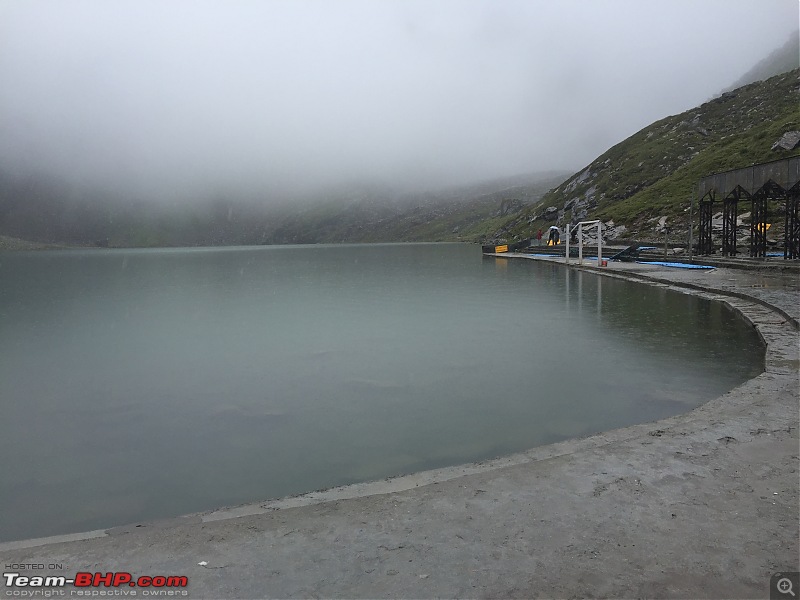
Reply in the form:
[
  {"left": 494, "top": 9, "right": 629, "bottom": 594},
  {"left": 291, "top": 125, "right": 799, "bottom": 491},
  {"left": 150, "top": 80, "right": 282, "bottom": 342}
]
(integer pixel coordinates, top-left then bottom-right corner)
[{"left": 1, "top": 256, "right": 797, "bottom": 598}]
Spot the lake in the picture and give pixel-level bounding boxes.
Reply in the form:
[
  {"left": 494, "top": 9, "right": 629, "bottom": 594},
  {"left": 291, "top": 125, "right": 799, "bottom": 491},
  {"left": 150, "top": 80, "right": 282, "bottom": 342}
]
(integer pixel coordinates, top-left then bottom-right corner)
[{"left": 0, "top": 243, "right": 764, "bottom": 541}]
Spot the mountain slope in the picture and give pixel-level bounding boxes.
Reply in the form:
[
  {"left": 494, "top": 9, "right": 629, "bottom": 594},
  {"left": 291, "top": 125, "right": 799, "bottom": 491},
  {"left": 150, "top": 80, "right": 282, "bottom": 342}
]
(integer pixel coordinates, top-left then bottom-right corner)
[
  {"left": 723, "top": 31, "right": 799, "bottom": 92},
  {"left": 492, "top": 69, "right": 800, "bottom": 243},
  {"left": 265, "top": 172, "right": 568, "bottom": 245}
]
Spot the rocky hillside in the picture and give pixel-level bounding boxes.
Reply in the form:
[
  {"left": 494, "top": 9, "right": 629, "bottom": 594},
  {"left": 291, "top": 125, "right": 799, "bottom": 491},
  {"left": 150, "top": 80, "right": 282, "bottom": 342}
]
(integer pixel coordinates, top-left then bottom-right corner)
[{"left": 491, "top": 69, "right": 800, "bottom": 244}]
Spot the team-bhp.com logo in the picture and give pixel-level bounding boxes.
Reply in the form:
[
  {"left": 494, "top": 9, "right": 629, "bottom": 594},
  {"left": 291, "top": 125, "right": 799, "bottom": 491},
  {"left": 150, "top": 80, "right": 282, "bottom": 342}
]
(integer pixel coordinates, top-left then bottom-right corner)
[{"left": 4, "top": 572, "right": 188, "bottom": 596}]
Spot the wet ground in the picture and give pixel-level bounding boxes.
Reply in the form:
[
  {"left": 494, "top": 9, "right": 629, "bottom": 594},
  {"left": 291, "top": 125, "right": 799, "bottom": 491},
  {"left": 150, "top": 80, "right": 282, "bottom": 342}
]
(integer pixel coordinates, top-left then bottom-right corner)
[{"left": 1, "top": 256, "right": 797, "bottom": 599}]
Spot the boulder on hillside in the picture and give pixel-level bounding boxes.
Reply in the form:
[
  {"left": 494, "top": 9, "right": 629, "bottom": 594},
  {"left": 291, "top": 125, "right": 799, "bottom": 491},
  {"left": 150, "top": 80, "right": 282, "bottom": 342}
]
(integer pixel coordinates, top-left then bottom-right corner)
[
  {"left": 771, "top": 131, "right": 800, "bottom": 151},
  {"left": 604, "top": 220, "right": 627, "bottom": 240}
]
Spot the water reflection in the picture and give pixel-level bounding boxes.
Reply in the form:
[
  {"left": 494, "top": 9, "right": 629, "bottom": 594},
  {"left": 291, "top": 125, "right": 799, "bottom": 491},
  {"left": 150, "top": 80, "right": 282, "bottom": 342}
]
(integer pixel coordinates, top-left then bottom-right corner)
[{"left": 564, "top": 269, "right": 602, "bottom": 320}]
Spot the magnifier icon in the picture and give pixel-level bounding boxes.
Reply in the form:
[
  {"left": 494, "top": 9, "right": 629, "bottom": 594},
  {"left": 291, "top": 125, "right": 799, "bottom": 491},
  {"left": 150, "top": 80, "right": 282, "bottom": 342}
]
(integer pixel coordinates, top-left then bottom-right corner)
[{"left": 778, "top": 578, "right": 796, "bottom": 597}]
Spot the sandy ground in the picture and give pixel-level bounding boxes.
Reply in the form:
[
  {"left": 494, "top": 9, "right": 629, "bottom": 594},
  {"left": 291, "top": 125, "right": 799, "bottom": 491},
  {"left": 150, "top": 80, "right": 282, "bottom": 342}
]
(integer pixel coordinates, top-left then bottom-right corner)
[{"left": 1, "top": 257, "right": 797, "bottom": 599}]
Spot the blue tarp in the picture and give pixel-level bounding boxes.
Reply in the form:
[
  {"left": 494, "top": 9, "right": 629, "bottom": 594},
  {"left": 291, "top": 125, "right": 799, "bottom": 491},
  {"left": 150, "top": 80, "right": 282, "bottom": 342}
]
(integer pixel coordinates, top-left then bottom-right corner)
[{"left": 636, "top": 261, "right": 715, "bottom": 269}]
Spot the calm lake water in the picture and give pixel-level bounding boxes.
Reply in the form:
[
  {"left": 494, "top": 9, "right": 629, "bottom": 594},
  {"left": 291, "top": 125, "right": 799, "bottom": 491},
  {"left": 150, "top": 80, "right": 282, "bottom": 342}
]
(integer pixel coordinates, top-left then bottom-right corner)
[{"left": 0, "top": 243, "right": 764, "bottom": 541}]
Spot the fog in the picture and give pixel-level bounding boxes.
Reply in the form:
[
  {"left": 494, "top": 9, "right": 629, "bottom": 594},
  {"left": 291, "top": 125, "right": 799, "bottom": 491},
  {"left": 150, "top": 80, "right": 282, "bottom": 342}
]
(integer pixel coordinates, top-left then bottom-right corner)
[{"left": 0, "top": 0, "right": 797, "bottom": 202}]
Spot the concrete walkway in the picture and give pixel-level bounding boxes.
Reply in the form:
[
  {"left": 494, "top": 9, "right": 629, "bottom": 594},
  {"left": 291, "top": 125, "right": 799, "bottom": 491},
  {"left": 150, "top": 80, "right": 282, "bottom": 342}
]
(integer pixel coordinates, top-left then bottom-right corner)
[{"left": 1, "top": 256, "right": 798, "bottom": 599}]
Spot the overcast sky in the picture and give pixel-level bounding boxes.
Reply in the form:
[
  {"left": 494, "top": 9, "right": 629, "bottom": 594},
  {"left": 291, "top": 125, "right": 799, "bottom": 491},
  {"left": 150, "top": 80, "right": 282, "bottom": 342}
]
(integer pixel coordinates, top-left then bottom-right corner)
[{"left": 0, "top": 0, "right": 797, "bottom": 201}]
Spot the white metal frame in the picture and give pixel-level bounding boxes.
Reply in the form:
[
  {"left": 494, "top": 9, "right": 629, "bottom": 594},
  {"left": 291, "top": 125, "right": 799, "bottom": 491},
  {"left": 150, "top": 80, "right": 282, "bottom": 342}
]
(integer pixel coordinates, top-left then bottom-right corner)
[{"left": 565, "top": 220, "right": 603, "bottom": 266}]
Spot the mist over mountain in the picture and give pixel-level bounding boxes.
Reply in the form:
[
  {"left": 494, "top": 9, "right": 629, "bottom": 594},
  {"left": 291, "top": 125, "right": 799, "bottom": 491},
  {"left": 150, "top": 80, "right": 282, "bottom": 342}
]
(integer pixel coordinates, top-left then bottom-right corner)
[
  {"left": 0, "top": 167, "right": 568, "bottom": 246},
  {"left": 0, "top": 0, "right": 798, "bottom": 247},
  {"left": 721, "top": 30, "right": 799, "bottom": 93}
]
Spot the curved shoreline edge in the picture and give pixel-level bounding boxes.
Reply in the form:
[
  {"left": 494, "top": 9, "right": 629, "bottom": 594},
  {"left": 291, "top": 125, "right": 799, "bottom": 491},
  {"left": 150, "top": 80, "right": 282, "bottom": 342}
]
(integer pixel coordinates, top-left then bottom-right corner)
[{"left": 1, "top": 256, "right": 798, "bottom": 598}]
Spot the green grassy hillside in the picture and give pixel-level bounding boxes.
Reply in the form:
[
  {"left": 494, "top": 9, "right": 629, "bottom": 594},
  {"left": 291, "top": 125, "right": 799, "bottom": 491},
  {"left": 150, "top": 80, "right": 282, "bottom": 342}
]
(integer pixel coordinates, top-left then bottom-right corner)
[{"left": 492, "top": 70, "right": 800, "bottom": 243}]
